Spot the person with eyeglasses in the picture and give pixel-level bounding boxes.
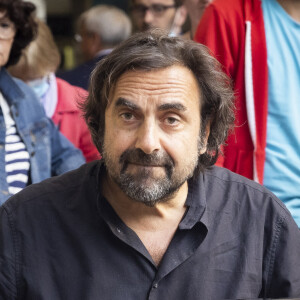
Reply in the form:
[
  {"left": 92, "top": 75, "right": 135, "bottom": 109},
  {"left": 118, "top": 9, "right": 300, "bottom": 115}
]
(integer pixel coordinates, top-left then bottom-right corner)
[
  {"left": 0, "top": 0, "right": 85, "bottom": 205},
  {"left": 129, "top": 0, "right": 188, "bottom": 36}
]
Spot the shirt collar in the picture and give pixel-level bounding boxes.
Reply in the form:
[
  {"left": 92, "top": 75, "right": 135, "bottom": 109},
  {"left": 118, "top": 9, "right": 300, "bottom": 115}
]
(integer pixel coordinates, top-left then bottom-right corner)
[
  {"left": 96, "top": 161, "right": 209, "bottom": 231},
  {"left": 178, "top": 173, "right": 209, "bottom": 230}
]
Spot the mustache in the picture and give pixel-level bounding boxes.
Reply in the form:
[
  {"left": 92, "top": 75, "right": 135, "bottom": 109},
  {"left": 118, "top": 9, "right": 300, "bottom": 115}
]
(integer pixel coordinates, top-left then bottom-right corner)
[
  {"left": 119, "top": 148, "right": 174, "bottom": 168},
  {"left": 142, "top": 24, "right": 152, "bottom": 31}
]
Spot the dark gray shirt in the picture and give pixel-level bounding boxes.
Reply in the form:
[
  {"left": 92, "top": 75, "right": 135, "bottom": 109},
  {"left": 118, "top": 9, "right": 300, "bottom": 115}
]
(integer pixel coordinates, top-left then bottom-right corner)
[{"left": 0, "top": 161, "right": 299, "bottom": 299}]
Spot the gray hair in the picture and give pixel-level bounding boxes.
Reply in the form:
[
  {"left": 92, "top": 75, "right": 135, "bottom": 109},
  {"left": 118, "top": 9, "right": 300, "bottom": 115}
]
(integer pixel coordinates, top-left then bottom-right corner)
[{"left": 78, "top": 5, "right": 132, "bottom": 47}]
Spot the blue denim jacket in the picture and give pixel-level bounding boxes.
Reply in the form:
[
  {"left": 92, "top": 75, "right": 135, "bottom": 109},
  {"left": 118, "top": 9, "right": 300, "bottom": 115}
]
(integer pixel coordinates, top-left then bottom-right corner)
[{"left": 0, "top": 68, "right": 85, "bottom": 204}]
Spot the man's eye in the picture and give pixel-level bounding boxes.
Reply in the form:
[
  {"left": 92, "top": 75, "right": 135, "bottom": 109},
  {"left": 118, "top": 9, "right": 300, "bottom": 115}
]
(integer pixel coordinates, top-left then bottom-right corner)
[
  {"left": 152, "top": 5, "right": 166, "bottom": 13},
  {"left": 165, "top": 117, "right": 179, "bottom": 125},
  {"left": 121, "top": 112, "right": 134, "bottom": 120}
]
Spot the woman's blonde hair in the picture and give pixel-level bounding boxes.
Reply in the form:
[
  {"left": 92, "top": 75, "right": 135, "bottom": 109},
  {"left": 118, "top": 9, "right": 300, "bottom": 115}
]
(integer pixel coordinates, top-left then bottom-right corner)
[{"left": 8, "top": 19, "right": 60, "bottom": 80}]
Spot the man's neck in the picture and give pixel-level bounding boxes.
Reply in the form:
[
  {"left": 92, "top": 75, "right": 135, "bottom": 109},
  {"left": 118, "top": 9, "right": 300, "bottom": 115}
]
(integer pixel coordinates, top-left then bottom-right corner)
[
  {"left": 277, "top": 0, "right": 300, "bottom": 22},
  {"left": 102, "top": 174, "right": 188, "bottom": 266}
]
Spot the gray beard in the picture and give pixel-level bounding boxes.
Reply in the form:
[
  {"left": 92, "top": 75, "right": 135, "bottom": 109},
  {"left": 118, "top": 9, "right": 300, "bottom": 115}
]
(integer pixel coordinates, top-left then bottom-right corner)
[
  {"left": 103, "top": 147, "right": 199, "bottom": 207},
  {"left": 117, "top": 166, "right": 186, "bottom": 207}
]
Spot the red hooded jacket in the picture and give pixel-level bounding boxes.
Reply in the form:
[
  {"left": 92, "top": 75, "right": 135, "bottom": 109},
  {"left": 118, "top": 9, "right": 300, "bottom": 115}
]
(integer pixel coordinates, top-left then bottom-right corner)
[{"left": 195, "top": 0, "right": 268, "bottom": 184}]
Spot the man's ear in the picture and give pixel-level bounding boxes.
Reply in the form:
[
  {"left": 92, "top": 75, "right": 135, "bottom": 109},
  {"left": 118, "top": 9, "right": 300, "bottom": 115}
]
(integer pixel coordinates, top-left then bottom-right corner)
[
  {"left": 171, "top": 5, "right": 188, "bottom": 35},
  {"left": 174, "top": 5, "right": 188, "bottom": 29},
  {"left": 199, "top": 121, "right": 211, "bottom": 155}
]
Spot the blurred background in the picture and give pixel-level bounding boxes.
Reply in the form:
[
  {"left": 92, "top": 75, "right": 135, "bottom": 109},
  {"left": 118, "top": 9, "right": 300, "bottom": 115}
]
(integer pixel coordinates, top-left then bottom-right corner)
[{"left": 34, "top": 0, "right": 128, "bottom": 71}]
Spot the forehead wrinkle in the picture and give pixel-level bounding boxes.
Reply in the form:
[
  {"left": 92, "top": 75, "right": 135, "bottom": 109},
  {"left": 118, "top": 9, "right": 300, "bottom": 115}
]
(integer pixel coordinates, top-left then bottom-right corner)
[
  {"left": 113, "top": 66, "right": 201, "bottom": 105},
  {"left": 116, "top": 78, "right": 194, "bottom": 98},
  {"left": 114, "top": 88, "right": 193, "bottom": 107},
  {"left": 117, "top": 73, "right": 190, "bottom": 87}
]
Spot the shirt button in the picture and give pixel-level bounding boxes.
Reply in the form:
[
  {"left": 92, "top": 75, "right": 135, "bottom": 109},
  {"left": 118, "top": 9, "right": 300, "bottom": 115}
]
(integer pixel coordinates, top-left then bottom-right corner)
[
  {"left": 116, "top": 228, "right": 121, "bottom": 233},
  {"left": 153, "top": 283, "right": 158, "bottom": 289}
]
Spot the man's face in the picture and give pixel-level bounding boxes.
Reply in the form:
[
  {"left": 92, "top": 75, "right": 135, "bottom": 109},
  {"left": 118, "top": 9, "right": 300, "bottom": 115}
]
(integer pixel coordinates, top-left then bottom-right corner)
[
  {"left": 103, "top": 65, "right": 209, "bottom": 206},
  {"left": 130, "top": 0, "right": 178, "bottom": 33}
]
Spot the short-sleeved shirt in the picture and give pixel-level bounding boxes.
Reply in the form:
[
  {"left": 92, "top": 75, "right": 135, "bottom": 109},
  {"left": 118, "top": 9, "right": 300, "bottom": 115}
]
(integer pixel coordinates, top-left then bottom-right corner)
[{"left": 0, "top": 161, "right": 300, "bottom": 299}]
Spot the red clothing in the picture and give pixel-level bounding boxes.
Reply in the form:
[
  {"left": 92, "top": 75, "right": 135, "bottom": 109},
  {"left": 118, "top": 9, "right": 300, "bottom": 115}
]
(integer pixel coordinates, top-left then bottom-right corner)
[
  {"left": 195, "top": 0, "right": 268, "bottom": 184},
  {"left": 52, "top": 78, "right": 99, "bottom": 162}
]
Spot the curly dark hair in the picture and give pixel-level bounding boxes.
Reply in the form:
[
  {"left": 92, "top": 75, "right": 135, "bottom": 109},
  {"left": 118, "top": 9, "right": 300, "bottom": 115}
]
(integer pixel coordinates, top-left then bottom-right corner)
[
  {"left": 82, "top": 30, "right": 235, "bottom": 173},
  {"left": 0, "top": 0, "right": 37, "bottom": 67}
]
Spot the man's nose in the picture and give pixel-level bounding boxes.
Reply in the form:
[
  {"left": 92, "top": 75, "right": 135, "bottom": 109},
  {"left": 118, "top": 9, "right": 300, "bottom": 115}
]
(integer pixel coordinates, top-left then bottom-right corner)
[
  {"left": 144, "top": 9, "right": 155, "bottom": 24},
  {"left": 135, "top": 120, "right": 161, "bottom": 154}
]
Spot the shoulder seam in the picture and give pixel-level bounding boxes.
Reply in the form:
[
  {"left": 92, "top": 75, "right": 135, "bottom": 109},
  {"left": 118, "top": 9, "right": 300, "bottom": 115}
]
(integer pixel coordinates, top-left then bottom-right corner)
[{"left": 205, "top": 172, "right": 289, "bottom": 213}]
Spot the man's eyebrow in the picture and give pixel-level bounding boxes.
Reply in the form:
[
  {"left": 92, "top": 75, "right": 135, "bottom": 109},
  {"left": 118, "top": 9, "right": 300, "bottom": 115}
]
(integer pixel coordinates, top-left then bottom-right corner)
[
  {"left": 115, "top": 98, "right": 140, "bottom": 110},
  {"left": 115, "top": 98, "right": 187, "bottom": 112},
  {"left": 158, "top": 103, "right": 187, "bottom": 112}
]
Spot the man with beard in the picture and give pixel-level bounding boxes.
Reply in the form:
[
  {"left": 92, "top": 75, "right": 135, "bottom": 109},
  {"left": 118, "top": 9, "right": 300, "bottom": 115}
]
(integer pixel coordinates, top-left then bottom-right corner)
[
  {"left": 0, "top": 31, "right": 300, "bottom": 299},
  {"left": 129, "top": 0, "right": 187, "bottom": 36}
]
